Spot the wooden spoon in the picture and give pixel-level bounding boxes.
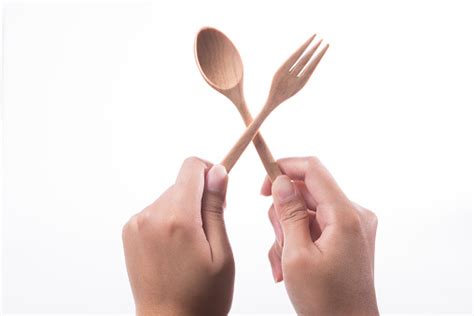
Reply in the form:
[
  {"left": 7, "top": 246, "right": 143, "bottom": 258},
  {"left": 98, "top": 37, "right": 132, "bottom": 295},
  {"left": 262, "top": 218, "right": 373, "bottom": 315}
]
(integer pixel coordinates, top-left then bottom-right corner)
[{"left": 195, "top": 27, "right": 282, "bottom": 181}]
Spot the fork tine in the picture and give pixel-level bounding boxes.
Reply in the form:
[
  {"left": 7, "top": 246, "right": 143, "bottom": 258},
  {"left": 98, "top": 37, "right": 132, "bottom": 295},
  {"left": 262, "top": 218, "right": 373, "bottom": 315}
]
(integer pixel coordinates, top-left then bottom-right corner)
[
  {"left": 279, "top": 34, "right": 316, "bottom": 72},
  {"left": 299, "top": 43, "right": 329, "bottom": 81},
  {"left": 291, "top": 39, "right": 322, "bottom": 75}
]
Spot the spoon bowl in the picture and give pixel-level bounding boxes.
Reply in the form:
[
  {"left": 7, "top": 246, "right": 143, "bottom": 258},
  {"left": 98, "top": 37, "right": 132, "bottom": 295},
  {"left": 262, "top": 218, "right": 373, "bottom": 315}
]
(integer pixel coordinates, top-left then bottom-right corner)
[{"left": 195, "top": 28, "right": 244, "bottom": 92}]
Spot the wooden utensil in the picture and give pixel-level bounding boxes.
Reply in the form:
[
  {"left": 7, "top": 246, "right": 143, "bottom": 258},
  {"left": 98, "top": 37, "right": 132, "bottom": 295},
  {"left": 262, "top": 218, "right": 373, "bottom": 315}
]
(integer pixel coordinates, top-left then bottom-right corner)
[
  {"left": 221, "top": 34, "right": 329, "bottom": 173},
  {"left": 195, "top": 27, "right": 282, "bottom": 181}
]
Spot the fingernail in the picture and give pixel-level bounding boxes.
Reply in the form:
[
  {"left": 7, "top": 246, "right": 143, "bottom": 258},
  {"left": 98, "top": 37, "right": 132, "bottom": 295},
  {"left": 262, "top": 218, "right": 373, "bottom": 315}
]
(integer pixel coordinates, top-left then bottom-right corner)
[
  {"left": 206, "top": 165, "right": 227, "bottom": 193},
  {"left": 273, "top": 175, "right": 296, "bottom": 203}
]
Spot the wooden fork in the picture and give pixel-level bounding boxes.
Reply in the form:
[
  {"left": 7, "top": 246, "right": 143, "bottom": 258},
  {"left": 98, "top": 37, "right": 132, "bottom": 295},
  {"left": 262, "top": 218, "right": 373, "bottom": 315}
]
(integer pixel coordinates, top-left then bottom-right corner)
[{"left": 221, "top": 35, "right": 329, "bottom": 176}]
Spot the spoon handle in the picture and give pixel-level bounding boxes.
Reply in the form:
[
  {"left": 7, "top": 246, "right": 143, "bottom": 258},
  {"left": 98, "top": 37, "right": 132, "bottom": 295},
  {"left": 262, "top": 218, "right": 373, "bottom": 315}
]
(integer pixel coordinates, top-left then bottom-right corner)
[
  {"left": 221, "top": 106, "right": 273, "bottom": 175},
  {"left": 237, "top": 101, "right": 282, "bottom": 181}
]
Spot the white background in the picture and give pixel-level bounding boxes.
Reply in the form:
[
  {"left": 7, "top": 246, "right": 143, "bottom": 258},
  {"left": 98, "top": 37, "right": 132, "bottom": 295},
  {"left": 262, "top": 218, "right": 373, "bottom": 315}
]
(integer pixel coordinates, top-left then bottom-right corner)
[{"left": 1, "top": 0, "right": 473, "bottom": 314}]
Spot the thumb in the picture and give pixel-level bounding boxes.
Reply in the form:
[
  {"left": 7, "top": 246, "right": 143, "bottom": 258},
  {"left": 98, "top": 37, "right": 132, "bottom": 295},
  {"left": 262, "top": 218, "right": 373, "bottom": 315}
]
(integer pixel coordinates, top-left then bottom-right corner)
[
  {"left": 272, "top": 175, "right": 312, "bottom": 249},
  {"left": 201, "top": 164, "right": 232, "bottom": 262}
]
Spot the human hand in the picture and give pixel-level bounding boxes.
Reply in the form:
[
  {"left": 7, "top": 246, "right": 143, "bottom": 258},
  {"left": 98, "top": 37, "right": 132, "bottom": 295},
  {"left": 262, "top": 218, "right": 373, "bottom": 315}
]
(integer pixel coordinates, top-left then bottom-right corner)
[
  {"left": 261, "top": 157, "right": 379, "bottom": 315},
  {"left": 122, "top": 157, "right": 234, "bottom": 316}
]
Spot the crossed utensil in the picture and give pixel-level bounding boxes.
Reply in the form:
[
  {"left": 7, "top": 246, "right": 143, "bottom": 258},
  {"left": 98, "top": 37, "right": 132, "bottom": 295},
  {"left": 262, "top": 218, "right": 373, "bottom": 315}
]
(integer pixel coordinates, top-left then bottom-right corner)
[{"left": 195, "top": 27, "right": 329, "bottom": 182}]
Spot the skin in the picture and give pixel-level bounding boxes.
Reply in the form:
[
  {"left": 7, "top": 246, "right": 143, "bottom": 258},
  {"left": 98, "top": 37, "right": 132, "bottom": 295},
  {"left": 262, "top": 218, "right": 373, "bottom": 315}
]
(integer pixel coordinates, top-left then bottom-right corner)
[
  {"left": 262, "top": 157, "right": 379, "bottom": 315},
  {"left": 122, "top": 156, "right": 378, "bottom": 315},
  {"left": 122, "top": 157, "right": 234, "bottom": 316}
]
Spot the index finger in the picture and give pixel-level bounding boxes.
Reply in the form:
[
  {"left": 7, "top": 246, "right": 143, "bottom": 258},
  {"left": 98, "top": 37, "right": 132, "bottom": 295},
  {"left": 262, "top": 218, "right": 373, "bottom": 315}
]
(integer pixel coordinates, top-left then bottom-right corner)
[
  {"left": 261, "top": 156, "right": 349, "bottom": 206},
  {"left": 173, "top": 157, "right": 212, "bottom": 217}
]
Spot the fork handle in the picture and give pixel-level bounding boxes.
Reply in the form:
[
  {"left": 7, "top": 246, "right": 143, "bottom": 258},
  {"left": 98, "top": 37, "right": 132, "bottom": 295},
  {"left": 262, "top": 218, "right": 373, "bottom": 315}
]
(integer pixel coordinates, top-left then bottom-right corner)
[
  {"left": 237, "top": 102, "right": 282, "bottom": 182},
  {"left": 221, "top": 107, "right": 273, "bottom": 177}
]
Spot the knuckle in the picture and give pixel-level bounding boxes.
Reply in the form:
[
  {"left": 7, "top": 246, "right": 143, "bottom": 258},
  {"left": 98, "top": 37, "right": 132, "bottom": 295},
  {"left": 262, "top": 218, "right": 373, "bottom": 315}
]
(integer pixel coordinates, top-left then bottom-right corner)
[
  {"left": 202, "top": 192, "right": 225, "bottom": 215},
  {"left": 122, "top": 214, "right": 139, "bottom": 241},
  {"left": 183, "top": 156, "right": 205, "bottom": 169},
  {"left": 202, "top": 209, "right": 224, "bottom": 224},
  {"left": 353, "top": 202, "right": 378, "bottom": 229},
  {"left": 121, "top": 222, "right": 130, "bottom": 240},
  {"left": 306, "top": 156, "right": 322, "bottom": 169},
  {"left": 365, "top": 209, "right": 378, "bottom": 227},
  {"left": 268, "top": 242, "right": 281, "bottom": 261},
  {"left": 268, "top": 247, "right": 273, "bottom": 261},
  {"left": 134, "top": 209, "right": 192, "bottom": 239},
  {"left": 268, "top": 206, "right": 275, "bottom": 221},
  {"left": 160, "top": 215, "right": 192, "bottom": 238},
  {"left": 279, "top": 200, "right": 308, "bottom": 224},
  {"left": 136, "top": 211, "right": 150, "bottom": 231},
  {"left": 268, "top": 243, "right": 282, "bottom": 268},
  {"left": 356, "top": 204, "right": 378, "bottom": 229}
]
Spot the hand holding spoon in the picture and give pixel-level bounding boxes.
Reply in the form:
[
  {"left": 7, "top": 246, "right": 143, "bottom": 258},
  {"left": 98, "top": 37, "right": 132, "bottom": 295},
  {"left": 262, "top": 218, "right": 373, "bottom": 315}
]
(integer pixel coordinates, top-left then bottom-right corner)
[{"left": 195, "top": 27, "right": 282, "bottom": 181}]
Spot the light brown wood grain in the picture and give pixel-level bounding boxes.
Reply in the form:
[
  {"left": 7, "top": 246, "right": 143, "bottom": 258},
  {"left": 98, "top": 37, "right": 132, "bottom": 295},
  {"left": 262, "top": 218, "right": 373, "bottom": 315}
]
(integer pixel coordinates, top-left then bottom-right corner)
[
  {"left": 220, "top": 33, "right": 329, "bottom": 175},
  {"left": 195, "top": 27, "right": 282, "bottom": 181}
]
